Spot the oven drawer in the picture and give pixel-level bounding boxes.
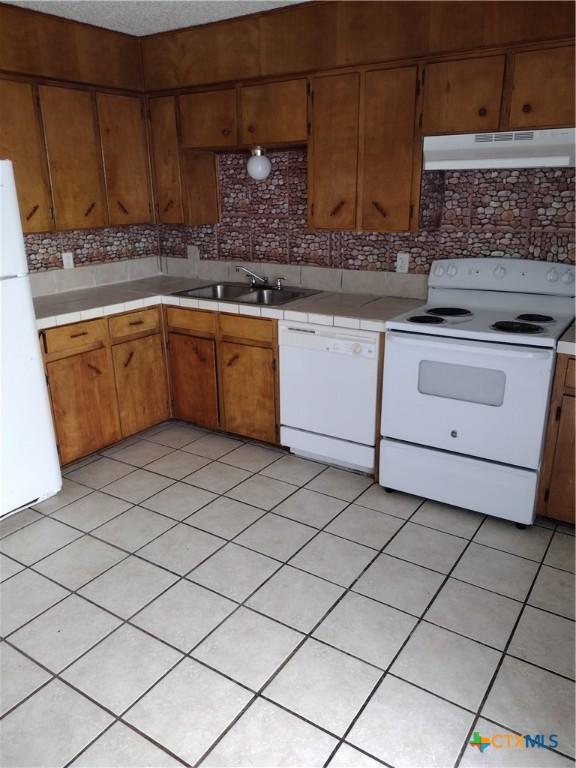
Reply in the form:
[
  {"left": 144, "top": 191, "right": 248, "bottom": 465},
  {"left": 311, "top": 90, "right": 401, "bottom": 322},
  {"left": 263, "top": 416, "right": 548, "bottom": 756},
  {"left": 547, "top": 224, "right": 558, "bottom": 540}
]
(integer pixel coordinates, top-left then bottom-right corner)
[
  {"left": 382, "top": 331, "right": 554, "bottom": 469},
  {"left": 379, "top": 438, "right": 537, "bottom": 524}
]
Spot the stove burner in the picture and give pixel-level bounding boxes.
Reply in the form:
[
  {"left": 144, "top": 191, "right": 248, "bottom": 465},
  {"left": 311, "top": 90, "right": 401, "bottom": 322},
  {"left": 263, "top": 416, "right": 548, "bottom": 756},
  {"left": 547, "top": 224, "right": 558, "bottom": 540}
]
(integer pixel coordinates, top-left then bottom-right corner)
[
  {"left": 491, "top": 321, "right": 543, "bottom": 334},
  {"left": 516, "top": 313, "right": 555, "bottom": 323},
  {"left": 407, "top": 315, "right": 444, "bottom": 324},
  {"left": 427, "top": 307, "right": 473, "bottom": 317}
]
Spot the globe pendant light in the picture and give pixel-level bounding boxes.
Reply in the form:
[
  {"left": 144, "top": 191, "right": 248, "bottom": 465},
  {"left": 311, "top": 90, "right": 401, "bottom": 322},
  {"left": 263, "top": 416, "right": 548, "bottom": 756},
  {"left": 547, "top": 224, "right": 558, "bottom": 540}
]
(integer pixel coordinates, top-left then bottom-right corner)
[{"left": 247, "top": 146, "right": 271, "bottom": 181}]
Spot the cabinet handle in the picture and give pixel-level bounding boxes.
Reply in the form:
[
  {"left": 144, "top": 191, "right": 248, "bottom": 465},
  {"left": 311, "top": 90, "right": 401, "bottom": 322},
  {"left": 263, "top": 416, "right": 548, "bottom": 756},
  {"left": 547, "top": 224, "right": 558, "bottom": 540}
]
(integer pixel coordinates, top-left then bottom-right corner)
[
  {"left": 221, "top": 128, "right": 231, "bottom": 137},
  {"left": 226, "top": 353, "right": 240, "bottom": 367},
  {"left": 330, "top": 200, "right": 345, "bottom": 217},
  {"left": 478, "top": 107, "right": 487, "bottom": 117},
  {"left": 70, "top": 331, "right": 88, "bottom": 339},
  {"left": 84, "top": 202, "right": 95, "bottom": 217},
  {"left": 26, "top": 205, "right": 39, "bottom": 221},
  {"left": 247, "top": 125, "right": 256, "bottom": 134},
  {"left": 124, "top": 351, "right": 134, "bottom": 368},
  {"left": 163, "top": 199, "right": 174, "bottom": 212},
  {"left": 128, "top": 320, "right": 144, "bottom": 327},
  {"left": 87, "top": 363, "right": 101, "bottom": 374},
  {"left": 372, "top": 200, "right": 387, "bottom": 218},
  {"left": 522, "top": 103, "right": 532, "bottom": 114},
  {"left": 117, "top": 200, "right": 129, "bottom": 214}
]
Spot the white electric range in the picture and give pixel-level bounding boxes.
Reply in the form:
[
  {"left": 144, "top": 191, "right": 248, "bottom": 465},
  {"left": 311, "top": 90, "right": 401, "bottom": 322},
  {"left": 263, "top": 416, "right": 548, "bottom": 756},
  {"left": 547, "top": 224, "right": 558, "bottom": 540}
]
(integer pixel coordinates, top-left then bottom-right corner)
[{"left": 379, "top": 257, "right": 575, "bottom": 525}]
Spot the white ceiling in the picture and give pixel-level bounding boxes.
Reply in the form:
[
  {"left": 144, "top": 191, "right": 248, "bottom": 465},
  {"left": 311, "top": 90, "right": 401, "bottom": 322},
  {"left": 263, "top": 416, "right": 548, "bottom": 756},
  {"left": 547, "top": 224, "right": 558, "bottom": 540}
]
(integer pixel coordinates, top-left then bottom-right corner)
[{"left": 6, "top": 0, "right": 305, "bottom": 36}]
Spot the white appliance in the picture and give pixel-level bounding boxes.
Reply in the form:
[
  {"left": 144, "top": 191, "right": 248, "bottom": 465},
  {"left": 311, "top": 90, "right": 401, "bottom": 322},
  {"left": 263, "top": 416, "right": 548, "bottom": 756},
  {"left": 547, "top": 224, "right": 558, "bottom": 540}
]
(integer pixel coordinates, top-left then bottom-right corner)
[
  {"left": 0, "top": 160, "right": 61, "bottom": 518},
  {"left": 279, "top": 321, "right": 380, "bottom": 472},
  {"left": 423, "top": 128, "right": 575, "bottom": 170},
  {"left": 380, "top": 258, "right": 575, "bottom": 525}
]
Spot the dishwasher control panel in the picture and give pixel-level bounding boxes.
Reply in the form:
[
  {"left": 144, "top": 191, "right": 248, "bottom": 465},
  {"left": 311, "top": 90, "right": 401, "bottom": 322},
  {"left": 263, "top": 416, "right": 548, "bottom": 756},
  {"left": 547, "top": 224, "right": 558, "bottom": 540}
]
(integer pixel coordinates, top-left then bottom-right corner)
[
  {"left": 325, "top": 340, "right": 375, "bottom": 358},
  {"left": 279, "top": 321, "right": 379, "bottom": 360}
]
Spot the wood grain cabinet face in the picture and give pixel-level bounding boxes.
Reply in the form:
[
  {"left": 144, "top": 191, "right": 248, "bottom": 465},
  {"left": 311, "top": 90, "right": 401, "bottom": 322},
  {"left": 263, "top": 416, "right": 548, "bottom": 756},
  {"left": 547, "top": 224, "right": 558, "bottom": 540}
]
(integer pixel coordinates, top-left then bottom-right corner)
[
  {"left": 309, "top": 73, "right": 360, "bottom": 229},
  {"left": 39, "top": 85, "right": 106, "bottom": 231},
  {"left": 179, "top": 90, "right": 237, "bottom": 148},
  {"left": 168, "top": 333, "right": 219, "bottom": 429},
  {"left": 181, "top": 150, "right": 220, "bottom": 225},
  {"left": 547, "top": 394, "right": 575, "bottom": 523},
  {"left": 97, "top": 93, "right": 152, "bottom": 225},
  {"left": 360, "top": 67, "right": 418, "bottom": 231},
  {"left": 508, "top": 47, "right": 575, "bottom": 129},
  {"left": 240, "top": 79, "right": 308, "bottom": 145},
  {"left": 422, "top": 56, "right": 506, "bottom": 134},
  {"left": 148, "top": 96, "right": 183, "bottom": 224},
  {"left": 0, "top": 80, "right": 52, "bottom": 233},
  {"left": 112, "top": 334, "right": 169, "bottom": 437},
  {"left": 46, "top": 347, "right": 121, "bottom": 465},
  {"left": 219, "top": 341, "right": 276, "bottom": 443}
]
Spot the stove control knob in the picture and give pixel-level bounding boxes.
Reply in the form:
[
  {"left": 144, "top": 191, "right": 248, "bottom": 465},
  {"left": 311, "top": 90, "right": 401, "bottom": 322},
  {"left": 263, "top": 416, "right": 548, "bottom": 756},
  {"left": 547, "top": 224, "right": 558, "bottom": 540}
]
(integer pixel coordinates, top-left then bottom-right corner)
[
  {"left": 493, "top": 265, "right": 506, "bottom": 279},
  {"left": 547, "top": 268, "right": 559, "bottom": 283},
  {"left": 434, "top": 264, "right": 445, "bottom": 277},
  {"left": 447, "top": 264, "right": 458, "bottom": 276},
  {"left": 561, "top": 271, "right": 574, "bottom": 284}
]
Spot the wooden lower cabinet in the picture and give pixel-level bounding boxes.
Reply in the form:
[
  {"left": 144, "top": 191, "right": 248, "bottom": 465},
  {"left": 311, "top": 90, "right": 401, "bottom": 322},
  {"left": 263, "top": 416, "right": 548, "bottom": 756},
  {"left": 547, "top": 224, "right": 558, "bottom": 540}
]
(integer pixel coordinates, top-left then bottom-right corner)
[
  {"left": 219, "top": 341, "right": 277, "bottom": 443},
  {"left": 112, "top": 334, "right": 169, "bottom": 437},
  {"left": 168, "top": 332, "right": 219, "bottom": 429},
  {"left": 46, "top": 347, "right": 121, "bottom": 465}
]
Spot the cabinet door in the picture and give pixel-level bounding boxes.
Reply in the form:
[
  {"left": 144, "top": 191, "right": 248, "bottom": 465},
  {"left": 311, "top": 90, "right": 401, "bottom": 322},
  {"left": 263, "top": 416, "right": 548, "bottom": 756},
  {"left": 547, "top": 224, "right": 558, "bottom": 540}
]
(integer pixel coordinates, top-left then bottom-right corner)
[
  {"left": 360, "top": 67, "right": 418, "bottom": 231},
  {"left": 39, "top": 85, "right": 106, "bottom": 230},
  {"left": 547, "top": 395, "right": 575, "bottom": 523},
  {"left": 149, "top": 96, "right": 183, "bottom": 224},
  {"left": 112, "top": 334, "right": 169, "bottom": 437},
  {"left": 220, "top": 341, "right": 276, "bottom": 443},
  {"left": 179, "top": 90, "right": 237, "bottom": 148},
  {"left": 181, "top": 151, "right": 219, "bottom": 225},
  {"left": 422, "top": 56, "right": 505, "bottom": 134},
  {"left": 240, "top": 79, "right": 308, "bottom": 144},
  {"left": 47, "top": 347, "right": 120, "bottom": 464},
  {"left": 97, "top": 93, "right": 152, "bottom": 225},
  {"left": 309, "top": 73, "right": 360, "bottom": 229},
  {"left": 508, "top": 47, "right": 575, "bottom": 129},
  {"left": 168, "top": 333, "right": 219, "bottom": 429},
  {"left": 0, "top": 80, "right": 52, "bottom": 233}
]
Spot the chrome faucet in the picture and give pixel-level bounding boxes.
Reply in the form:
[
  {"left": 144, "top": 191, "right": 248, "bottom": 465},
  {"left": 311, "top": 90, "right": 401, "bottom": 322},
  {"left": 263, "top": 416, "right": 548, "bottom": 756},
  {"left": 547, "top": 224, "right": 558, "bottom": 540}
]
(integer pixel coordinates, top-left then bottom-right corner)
[{"left": 235, "top": 265, "right": 269, "bottom": 287}]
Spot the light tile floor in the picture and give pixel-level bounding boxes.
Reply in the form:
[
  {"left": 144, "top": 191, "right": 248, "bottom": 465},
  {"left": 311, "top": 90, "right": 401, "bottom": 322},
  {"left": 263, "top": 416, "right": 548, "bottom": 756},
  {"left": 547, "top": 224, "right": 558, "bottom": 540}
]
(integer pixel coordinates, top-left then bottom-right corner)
[{"left": 0, "top": 420, "right": 574, "bottom": 768}]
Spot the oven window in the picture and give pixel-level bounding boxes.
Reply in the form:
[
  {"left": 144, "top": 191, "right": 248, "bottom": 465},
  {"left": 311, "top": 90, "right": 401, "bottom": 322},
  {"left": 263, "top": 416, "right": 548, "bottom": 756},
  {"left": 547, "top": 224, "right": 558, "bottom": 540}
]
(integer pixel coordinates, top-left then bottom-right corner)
[{"left": 418, "top": 361, "right": 506, "bottom": 406}]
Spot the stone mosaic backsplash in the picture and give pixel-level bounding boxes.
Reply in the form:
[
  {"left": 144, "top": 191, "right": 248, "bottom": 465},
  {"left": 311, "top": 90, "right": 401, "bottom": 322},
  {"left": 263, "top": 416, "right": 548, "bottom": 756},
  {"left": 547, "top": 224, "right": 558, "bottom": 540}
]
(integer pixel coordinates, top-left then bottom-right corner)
[{"left": 25, "top": 148, "right": 574, "bottom": 274}]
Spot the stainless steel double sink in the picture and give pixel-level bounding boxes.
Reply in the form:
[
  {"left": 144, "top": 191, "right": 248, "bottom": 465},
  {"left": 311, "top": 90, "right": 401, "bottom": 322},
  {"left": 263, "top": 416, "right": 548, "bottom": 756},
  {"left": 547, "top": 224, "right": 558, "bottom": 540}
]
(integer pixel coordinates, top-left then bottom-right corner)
[{"left": 171, "top": 282, "right": 317, "bottom": 306}]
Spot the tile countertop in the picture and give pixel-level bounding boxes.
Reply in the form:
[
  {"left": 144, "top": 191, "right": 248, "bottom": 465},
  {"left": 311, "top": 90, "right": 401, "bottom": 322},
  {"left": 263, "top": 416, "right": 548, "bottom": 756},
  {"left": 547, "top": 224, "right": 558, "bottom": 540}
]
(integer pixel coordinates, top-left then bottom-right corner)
[
  {"left": 558, "top": 322, "right": 575, "bottom": 356},
  {"left": 33, "top": 275, "right": 423, "bottom": 332}
]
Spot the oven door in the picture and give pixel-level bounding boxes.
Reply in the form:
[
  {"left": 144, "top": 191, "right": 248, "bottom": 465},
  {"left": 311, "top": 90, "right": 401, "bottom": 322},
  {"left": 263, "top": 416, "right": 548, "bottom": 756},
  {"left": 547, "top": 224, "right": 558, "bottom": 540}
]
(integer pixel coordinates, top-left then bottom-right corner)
[{"left": 381, "top": 331, "right": 555, "bottom": 469}]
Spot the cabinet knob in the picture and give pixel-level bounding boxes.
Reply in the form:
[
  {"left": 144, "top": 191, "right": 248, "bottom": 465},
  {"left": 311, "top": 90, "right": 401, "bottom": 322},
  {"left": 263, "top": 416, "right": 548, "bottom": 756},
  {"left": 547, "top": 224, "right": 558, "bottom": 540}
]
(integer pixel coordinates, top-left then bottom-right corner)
[
  {"left": 522, "top": 103, "right": 532, "bottom": 114},
  {"left": 478, "top": 107, "right": 487, "bottom": 117},
  {"left": 221, "top": 128, "right": 230, "bottom": 136},
  {"left": 248, "top": 125, "right": 256, "bottom": 134}
]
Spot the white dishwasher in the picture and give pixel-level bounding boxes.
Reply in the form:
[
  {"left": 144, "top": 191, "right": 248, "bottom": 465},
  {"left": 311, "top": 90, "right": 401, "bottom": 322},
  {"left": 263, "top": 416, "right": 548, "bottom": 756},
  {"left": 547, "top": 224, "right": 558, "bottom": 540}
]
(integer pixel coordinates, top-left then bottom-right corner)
[{"left": 279, "top": 321, "right": 380, "bottom": 473}]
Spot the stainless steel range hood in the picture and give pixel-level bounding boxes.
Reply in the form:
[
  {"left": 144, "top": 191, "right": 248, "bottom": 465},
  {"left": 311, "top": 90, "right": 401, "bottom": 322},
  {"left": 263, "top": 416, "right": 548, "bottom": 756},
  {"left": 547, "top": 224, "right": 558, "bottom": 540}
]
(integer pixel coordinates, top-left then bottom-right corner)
[{"left": 423, "top": 128, "right": 575, "bottom": 170}]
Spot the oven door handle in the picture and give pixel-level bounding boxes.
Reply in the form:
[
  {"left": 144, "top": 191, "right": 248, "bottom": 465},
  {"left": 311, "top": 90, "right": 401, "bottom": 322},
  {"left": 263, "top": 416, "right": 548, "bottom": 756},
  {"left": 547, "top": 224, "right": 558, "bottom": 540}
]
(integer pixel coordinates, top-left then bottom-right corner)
[{"left": 387, "top": 333, "right": 552, "bottom": 360}]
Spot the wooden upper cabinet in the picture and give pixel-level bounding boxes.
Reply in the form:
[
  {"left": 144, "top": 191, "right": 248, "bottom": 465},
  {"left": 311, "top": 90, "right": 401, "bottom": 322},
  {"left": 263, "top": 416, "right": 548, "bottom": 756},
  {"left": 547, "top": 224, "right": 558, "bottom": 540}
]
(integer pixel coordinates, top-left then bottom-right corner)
[
  {"left": 39, "top": 85, "right": 106, "bottom": 231},
  {"left": 180, "top": 90, "right": 237, "bottom": 148},
  {"left": 97, "top": 93, "right": 152, "bottom": 225},
  {"left": 259, "top": 3, "right": 338, "bottom": 77},
  {"left": 181, "top": 151, "right": 219, "bottom": 226},
  {"left": 240, "top": 80, "right": 308, "bottom": 145},
  {"left": 422, "top": 56, "right": 506, "bottom": 134},
  {"left": 148, "top": 96, "right": 183, "bottom": 224},
  {"left": 142, "top": 16, "right": 259, "bottom": 91},
  {"left": 508, "top": 47, "right": 575, "bottom": 129},
  {"left": 0, "top": 80, "right": 52, "bottom": 233},
  {"left": 360, "top": 67, "right": 418, "bottom": 232},
  {"left": 309, "top": 73, "right": 360, "bottom": 230}
]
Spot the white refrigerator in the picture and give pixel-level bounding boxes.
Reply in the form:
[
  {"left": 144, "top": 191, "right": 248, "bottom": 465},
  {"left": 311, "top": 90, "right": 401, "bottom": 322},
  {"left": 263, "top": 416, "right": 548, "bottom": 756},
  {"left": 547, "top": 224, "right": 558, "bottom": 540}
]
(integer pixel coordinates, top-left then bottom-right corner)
[{"left": 0, "top": 160, "right": 61, "bottom": 518}]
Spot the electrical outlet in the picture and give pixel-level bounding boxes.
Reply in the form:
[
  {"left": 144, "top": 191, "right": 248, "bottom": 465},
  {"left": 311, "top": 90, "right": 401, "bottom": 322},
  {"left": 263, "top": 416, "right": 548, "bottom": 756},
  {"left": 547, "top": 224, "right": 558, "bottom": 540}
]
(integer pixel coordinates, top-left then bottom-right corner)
[
  {"left": 62, "top": 251, "right": 74, "bottom": 269},
  {"left": 396, "top": 252, "right": 410, "bottom": 273}
]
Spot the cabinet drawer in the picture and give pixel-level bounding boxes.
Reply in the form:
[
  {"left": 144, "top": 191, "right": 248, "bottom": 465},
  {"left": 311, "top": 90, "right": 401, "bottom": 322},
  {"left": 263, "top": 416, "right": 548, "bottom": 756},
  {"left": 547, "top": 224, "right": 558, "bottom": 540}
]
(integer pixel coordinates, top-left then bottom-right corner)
[
  {"left": 109, "top": 308, "right": 160, "bottom": 341},
  {"left": 565, "top": 358, "right": 575, "bottom": 392},
  {"left": 166, "top": 307, "right": 217, "bottom": 335},
  {"left": 219, "top": 314, "right": 274, "bottom": 344},
  {"left": 44, "top": 319, "right": 107, "bottom": 355}
]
